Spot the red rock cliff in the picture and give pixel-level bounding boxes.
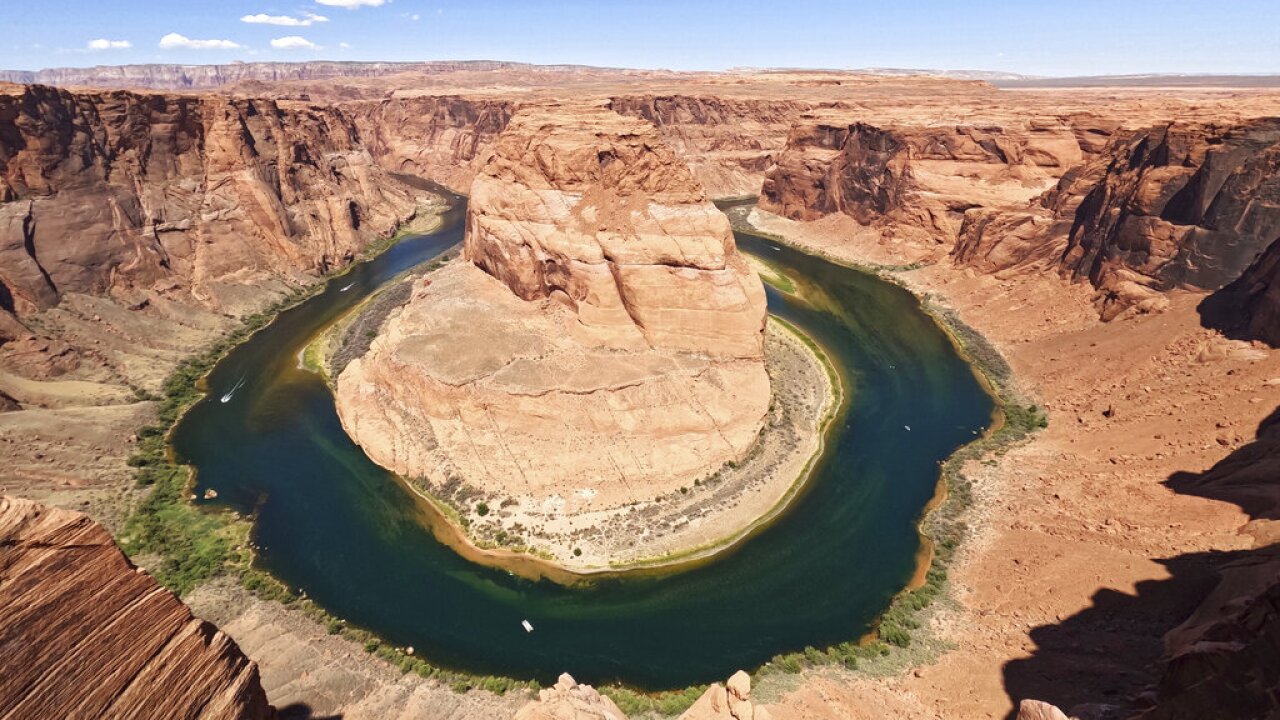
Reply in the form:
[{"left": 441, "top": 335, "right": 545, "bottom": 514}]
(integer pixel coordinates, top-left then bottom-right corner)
[{"left": 0, "top": 83, "right": 432, "bottom": 318}]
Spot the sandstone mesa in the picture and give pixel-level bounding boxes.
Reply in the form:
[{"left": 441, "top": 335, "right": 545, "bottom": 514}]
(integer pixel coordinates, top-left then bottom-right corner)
[{"left": 334, "top": 105, "right": 772, "bottom": 560}]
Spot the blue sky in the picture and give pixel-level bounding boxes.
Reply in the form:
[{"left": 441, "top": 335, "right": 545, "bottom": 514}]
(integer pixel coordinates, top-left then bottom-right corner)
[{"left": 2, "top": 0, "right": 1278, "bottom": 76}]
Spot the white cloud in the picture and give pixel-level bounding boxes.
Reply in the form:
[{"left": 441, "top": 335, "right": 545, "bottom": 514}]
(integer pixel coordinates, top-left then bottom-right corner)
[
  {"left": 158, "top": 33, "right": 241, "bottom": 50},
  {"left": 241, "top": 11, "right": 328, "bottom": 27},
  {"left": 338, "top": 41, "right": 351, "bottom": 49},
  {"left": 315, "top": 0, "right": 386, "bottom": 8},
  {"left": 271, "top": 35, "right": 320, "bottom": 50},
  {"left": 411, "top": 13, "right": 420, "bottom": 20},
  {"left": 87, "top": 38, "right": 132, "bottom": 50}
]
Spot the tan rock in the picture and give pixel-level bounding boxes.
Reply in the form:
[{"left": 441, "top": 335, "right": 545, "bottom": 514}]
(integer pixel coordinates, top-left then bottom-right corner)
[
  {"left": 514, "top": 673, "right": 626, "bottom": 720},
  {"left": 335, "top": 105, "right": 770, "bottom": 541},
  {"left": 1016, "top": 699, "right": 1072, "bottom": 720},
  {"left": 680, "top": 672, "right": 760, "bottom": 720},
  {"left": 0, "top": 496, "right": 274, "bottom": 719},
  {"left": 465, "top": 104, "right": 767, "bottom": 359}
]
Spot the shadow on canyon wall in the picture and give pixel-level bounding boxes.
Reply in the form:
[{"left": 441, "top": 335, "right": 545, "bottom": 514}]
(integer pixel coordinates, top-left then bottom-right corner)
[
  {"left": 278, "top": 703, "right": 343, "bottom": 720},
  {"left": 1001, "top": 406, "right": 1280, "bottom": 720}
]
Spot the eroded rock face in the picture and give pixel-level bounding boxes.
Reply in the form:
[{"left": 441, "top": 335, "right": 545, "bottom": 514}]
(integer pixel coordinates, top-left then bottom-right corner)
[
  {"left": 957, "top": 119, "right": 1280, "bottom": 320},
  {"left": 1200, "top": 235, "right": 1280, "bottom": 346},
  {"left": 0, "top": 83, "right": 432, "bottom": 317},
  {"left": 465, "top": 105, "right": 767, "bottom": 359},
  {"left": 679, "top": 671, "right": 771, "bottom": 720},
  {"left": 0, "top": 496, "right": 275, "bottom": 719},
  {"left": 760, "top": 119, "right": 912, "bottom": 224},
  {"left": 1134, "top": 545, "right": 1280, "bottom": 720},
  {"left": 335, "top": 105, "right": 769, "bottom": 543},
  {"left": 1061, "top": 120, "right": 1280, "bottom": 310},
  {"left": 513, "top": 673, "right": 626, "bottom": 720}
]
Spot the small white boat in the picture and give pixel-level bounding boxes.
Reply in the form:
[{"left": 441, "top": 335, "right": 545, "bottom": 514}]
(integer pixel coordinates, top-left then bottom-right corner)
[
  {"left": 220, "top": 376, "right": 247, "bottom": 403},
  {"left": 339, "top": 282, "right": 355, "bottom": 292},
  {"left": 904, "top": 425, "right": 911, "bottom": 431},
  {"left": 521, "top": 619, "right": 534, "bottom": 633}
]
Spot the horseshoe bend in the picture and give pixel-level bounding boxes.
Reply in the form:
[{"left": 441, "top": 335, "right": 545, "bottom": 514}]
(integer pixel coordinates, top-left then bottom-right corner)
[
  {"left": 4, "top": 7, "right": 1280, "bottom": 720},
  {"left": 330, "top": 105, "right": 842, "bottom": 569}
]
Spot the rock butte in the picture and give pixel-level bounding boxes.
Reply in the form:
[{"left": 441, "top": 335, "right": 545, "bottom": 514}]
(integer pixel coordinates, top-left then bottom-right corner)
[
  {"left": 335, "top": 105, "right": 770, "bottom": 529},
  {"left": 0, "top": 496, "right": 274, "bottom": 719}
]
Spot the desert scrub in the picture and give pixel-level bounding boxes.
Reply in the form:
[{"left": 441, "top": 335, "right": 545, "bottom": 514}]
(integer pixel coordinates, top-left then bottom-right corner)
[{"left": 601, "top": 684, "right": 708, "bottom": 717}]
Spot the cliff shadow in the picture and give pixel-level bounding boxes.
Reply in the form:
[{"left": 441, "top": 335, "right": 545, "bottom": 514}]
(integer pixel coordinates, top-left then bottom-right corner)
[
  {"left": 1000, "top": 405, "right": 1280, "bottom": 719},
  {"left": 277, "top": 703, "right": 342, "bottom": 720}
]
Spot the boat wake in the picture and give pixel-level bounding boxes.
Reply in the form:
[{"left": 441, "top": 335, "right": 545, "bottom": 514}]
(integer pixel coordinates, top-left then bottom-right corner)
[{"left": 220, "top": 376, "right": 247, "bottom": 404}]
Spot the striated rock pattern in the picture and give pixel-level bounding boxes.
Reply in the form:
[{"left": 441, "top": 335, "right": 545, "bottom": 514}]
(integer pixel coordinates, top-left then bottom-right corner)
[
  {"left": 952, "top": 161, "right": 1109, "bottom": 274},
  {"left": 758, "top": 113, "right": 1094, "bottom": 249},
  {"left": 336, "top": 105, "right": 769, "bottom": 527},
  {"left": 346, "top": 95, "right": 515, "bottom": 193},
  {"left": 1061, "top": 121, "right": 1280, "bottom": 303},
  {"left": 464, "top": 105, "right": 767, "bottom": 358},
  {"left": 0, "top": 83, "right": 432, "bottom": 317},
  {"left": 608, "top": 95, "right": 809, "bottom": 198},
  {"left": 513, "top": 673, "right": 625, "bottom": 720},
  {"left": 957, "top": 119, "right": 1280, "bottom": 320},
  {"left": 760, "top": 118, "right": 912, "bottom": 224},
  {"left": 1200, "top": 234, "right": 1280, "bottom": 346},
  {"left": 1134, "top": 544, "right": 1280, "bottom": 720},
  {"left": 0, "top": 496, "right": 274, "bottom": 719}
]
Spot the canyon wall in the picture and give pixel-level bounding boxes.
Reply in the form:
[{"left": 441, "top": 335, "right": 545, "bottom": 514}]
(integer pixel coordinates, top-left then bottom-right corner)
[
  {"left": 953, "top": 119, "right": 1280, "bottom": 321},
  {"left": 760, "top": 119, "right": 913, "bottom": 223},
  {"left": 0, "top": 496, "right": 275, "bottom": 719},
  {"left": 0, "top": 83, "right": 432, "bottom": 318},
  {"left": 609, "top": 94, "right": 809, "bottom": 198},
  {"left": 344, "top": 95, "right": 515, "bottom": 193},
  {"left": 759, "top": 113, "right": 1097, "bottom": 249}
]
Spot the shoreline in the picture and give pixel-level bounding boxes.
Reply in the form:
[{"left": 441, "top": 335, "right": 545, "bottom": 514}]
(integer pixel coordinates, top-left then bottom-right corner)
[
  {"left": 729, "top": 207, "right": 1034, "bottom": 663},
  {"left": 130, "top": 199, "right": 1037, "bottom": 709}
]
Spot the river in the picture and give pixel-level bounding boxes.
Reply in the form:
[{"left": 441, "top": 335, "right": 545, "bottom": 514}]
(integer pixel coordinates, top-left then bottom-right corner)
[{"left": 171, "top": 206, "right": 994, "bottom": 689}]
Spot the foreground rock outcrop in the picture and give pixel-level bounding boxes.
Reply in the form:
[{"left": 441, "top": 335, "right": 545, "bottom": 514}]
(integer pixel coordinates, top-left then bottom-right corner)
[
  {"left": 0, "top": 496, "right": 274, "bottom": 719},
  {"left": 513, "top": 673, "right": 625, "bottom": 720},
  {"left": 335, "top": 105, "right": 770, "bottom": 564}
]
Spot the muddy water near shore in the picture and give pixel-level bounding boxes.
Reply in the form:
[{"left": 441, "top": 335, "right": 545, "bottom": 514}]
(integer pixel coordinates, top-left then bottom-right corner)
[{"left": 172, "top": 212, "right": 993, "bottom": 689}]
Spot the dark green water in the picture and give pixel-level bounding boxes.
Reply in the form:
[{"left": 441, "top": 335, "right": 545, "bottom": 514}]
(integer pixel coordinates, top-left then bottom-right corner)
[{"left": 171, "top": 209, "right": 994, "bottom": 690}]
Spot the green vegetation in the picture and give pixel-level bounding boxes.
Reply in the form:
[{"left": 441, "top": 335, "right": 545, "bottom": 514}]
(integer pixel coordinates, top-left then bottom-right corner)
[
  {"left": 601, "top": 684, "right": 708, "bottom": 716},
  {"left": 475, "top": 502, "right": 490, "bottom": 516}
]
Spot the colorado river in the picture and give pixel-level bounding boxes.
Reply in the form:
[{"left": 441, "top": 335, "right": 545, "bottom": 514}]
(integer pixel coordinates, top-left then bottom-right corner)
[{"left": 172, "top": 205, "right": 994, "bottom": 689}]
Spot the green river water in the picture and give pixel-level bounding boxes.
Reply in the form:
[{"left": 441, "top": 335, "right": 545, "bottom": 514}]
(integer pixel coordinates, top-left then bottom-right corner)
[{"left": 172, "top": 205, "right": 994, "bottom": 689}]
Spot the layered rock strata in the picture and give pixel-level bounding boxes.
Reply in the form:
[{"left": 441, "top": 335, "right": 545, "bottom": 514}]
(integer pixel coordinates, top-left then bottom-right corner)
[
  {"left": 759, "top": 114, "right": 1087, "bottom": 249},
  {"left": 0, "top": 496, "right": 274, "bottom": 719},
  {"left": 0, "top": 83, "right": 433, "bottom": 318},
  {"left": 955, "top": 119, "right": 1280, "bottom": 320},
  {"left": 335, "top": 106, "right": 771, "bottom": 559}
]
